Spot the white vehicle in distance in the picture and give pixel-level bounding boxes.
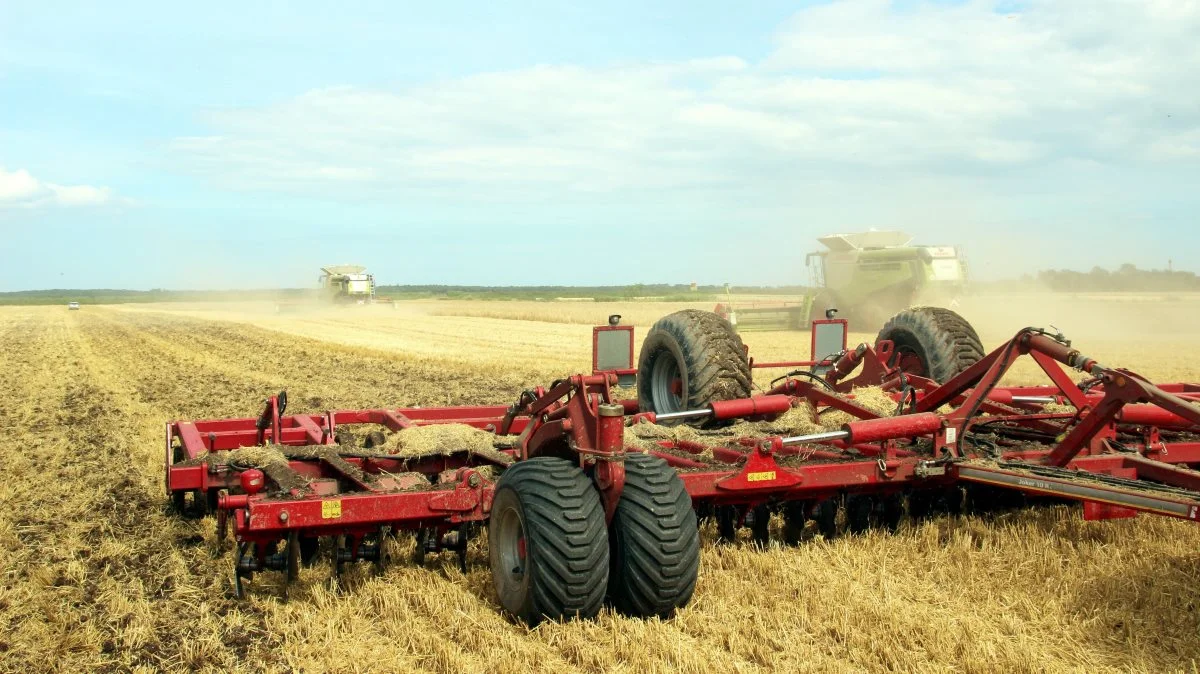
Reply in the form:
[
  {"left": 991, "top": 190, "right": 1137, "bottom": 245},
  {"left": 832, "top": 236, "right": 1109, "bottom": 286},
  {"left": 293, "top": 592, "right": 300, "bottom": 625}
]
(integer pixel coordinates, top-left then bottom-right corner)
[{"left": 68, "top": 301, "right": 81, "bottom": 311}]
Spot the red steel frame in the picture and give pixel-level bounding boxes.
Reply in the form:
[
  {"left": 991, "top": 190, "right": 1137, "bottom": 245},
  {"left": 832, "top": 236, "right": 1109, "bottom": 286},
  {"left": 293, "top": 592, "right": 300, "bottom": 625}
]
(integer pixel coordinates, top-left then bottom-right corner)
[
  {"left": 166, "top": 320, "right": 1200, "bottom": 595},
  {"left": 749, "top": 318, "right": 849, "bottom": 370}
]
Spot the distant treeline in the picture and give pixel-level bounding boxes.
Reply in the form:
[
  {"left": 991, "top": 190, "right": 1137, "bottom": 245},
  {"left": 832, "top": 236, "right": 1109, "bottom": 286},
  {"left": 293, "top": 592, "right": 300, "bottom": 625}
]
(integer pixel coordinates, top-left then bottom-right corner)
[
  {"left": 0, "top": 288, "right": 318, "bottom": 306},
  {"left": 1022, "top": 264, "right": 1200, "bottom": 293},
  {"left": 5, "top": 269, "right": 1196, "bottom": 306},
  {"left": 374, "top": 284, "right": 809, "bottom": 301},
  {"left": 0, "top": 284, "right": 807, "bottom": 306}
]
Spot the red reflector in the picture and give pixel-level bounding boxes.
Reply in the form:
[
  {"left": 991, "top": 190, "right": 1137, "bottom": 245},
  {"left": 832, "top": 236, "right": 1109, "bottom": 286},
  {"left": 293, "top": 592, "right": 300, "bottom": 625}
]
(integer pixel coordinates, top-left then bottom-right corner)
[{"left": 1083, "top": 501, "right": 1138, "bottom": 521}]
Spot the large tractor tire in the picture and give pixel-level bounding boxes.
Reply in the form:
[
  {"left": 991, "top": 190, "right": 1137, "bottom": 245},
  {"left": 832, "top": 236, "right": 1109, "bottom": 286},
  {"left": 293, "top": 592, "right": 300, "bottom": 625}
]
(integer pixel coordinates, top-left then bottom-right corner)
[
  {"left": 876, "top": 307, "right": 984, "bottom": 384},
  {"left": 637, "top": 310, "right": 752, "bottom": 425},
  {"left": 608, "top": 453, "right": 700, "bottom": 618},
  {"left": 489, "top": 458, "right": 609, "bottom": 625}
]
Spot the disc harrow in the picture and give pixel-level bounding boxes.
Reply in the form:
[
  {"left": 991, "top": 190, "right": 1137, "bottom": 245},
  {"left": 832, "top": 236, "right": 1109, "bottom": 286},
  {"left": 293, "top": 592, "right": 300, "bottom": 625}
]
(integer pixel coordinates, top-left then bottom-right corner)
[{"left": 165, "top": 308, "right": 1200, "bottom": 624}]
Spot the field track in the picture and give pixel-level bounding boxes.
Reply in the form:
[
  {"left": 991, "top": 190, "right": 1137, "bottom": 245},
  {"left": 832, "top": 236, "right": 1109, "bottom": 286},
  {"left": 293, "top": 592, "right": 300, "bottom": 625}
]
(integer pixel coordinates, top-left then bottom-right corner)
[{"left": 2, "top": 303, "right": 1199, "bottom": 673}]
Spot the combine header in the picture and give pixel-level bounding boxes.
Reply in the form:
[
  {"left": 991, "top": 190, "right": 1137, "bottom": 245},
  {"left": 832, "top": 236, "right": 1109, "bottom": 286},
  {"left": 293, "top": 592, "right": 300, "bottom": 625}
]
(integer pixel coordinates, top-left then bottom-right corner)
[{"left": 166, "top": 308, "right": 1200, "bottom": 624}]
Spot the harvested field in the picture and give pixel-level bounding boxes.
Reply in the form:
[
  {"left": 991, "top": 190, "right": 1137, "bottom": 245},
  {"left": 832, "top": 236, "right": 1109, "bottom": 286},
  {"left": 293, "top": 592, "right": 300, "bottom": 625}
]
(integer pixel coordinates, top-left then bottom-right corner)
[{"left": 2, "top": 301, "right": 1199, "bottom": 672}]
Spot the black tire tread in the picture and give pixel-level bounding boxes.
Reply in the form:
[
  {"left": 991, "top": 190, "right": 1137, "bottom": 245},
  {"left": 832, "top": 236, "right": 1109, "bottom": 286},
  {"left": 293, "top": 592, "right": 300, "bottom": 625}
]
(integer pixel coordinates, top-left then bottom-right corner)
[
  {"left": 608, "top": 453, "right": 700, "bottom": 617},
  {"left": 490, "top": 458, "right": 608, "bottom": 624},
  {"left": 877, "top": 307, "right": 985, "bottom": 384},
  {"left": 638, "top": 310, "right": 752, "bottom": 424}
]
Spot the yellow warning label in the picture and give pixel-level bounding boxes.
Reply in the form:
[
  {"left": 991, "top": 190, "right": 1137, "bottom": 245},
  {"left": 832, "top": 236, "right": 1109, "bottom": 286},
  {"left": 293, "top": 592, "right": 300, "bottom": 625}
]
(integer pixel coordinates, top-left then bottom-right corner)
[
  {"left": 322, "top": 500, "right": 342, "bottom": 519},
  {"left": 746, "top": 471, "right": 777, "bottom": 482}
]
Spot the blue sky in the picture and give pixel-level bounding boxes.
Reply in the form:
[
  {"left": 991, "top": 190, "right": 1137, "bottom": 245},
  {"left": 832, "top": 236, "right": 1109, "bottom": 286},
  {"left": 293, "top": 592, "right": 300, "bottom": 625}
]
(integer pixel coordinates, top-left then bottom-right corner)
[{"left": 1, "top": 0, "right": 1198, "bottom": 290}]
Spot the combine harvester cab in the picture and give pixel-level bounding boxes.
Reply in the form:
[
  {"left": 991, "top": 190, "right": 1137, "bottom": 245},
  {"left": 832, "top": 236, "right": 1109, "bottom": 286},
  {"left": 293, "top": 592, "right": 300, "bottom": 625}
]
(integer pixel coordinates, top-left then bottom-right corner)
[{"left": 166, "top": 308, "right": 1200, "bottom": 625}]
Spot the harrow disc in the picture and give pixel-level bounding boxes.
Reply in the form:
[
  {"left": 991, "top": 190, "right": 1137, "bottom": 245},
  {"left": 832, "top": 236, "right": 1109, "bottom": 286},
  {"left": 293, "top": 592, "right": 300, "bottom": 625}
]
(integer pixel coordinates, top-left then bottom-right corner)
[
  {"left": 813, "top": 499, "right": 838, "bottom": 539},
  {"left": 413, "top": 528, "right": 429, "bottom": 566},
  {"left": 879, "top": 494, "right": 905, "bottom": 533},
  {"left": 232, "top": 542, "right": 254, "bottom": 599},
  {"left": 715, "top": 506, "right": 738, "bottom": 543},
  {"left": 299, "top": 535, "right": 320, "bottom": 566},
  {"left": 285, "top": 531, "right": 301, "bottom": 584},
  {"left": 782, "top": 501, "right": 808, "bottom": 546},
  {"left": 845, "top": 495, "right": 874, "bottom": 535},
  {"left": 907, "top": 490, "right": 934, "bottom": 522},
  {"left": 372, "top": 527, "right": 392, "bottom": 574},
  {"left": 331, "top": 535, "right": 349, "bottom": 587},
  {"left": 749, "top": 504, "right": 771, "bottom": 549}
]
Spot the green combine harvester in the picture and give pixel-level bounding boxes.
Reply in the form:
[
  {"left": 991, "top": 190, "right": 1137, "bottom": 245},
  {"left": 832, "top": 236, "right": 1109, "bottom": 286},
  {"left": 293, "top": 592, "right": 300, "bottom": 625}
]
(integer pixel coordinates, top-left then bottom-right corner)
[
  {"left": 319, "top": 265, "right": 379, "bottom": 304},
  {"left": 716, "top": 231, "right": 967, "bottom": 331}
]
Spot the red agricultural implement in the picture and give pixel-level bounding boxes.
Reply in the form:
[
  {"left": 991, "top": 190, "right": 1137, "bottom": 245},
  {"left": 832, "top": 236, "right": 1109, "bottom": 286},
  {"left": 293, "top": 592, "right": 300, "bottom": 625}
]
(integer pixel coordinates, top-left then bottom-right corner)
[{"left": 165, "top": 308, "right": 1200, "bottom": 624}]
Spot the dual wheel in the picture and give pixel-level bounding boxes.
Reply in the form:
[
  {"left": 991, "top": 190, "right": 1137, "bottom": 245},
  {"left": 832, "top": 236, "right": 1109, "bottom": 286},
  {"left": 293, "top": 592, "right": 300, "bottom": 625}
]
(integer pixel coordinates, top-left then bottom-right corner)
[{"left": 489, "top": 453, "right": 699, "bottom": 626}]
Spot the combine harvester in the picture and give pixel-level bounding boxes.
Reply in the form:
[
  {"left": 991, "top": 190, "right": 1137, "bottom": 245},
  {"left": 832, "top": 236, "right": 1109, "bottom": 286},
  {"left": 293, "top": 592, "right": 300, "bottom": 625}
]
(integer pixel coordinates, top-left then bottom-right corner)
[
  {"left": 716, "top": 231, "right": 967, "bottom": 330},
  {"left": 318, "top": 265, "right": 390, "bottom": 305},
  {"left": 166, "top": 308, "right": 1200, "bottom": 624},
  {"left": 276, "top": 265, "right": 394, "bottom": 312}
]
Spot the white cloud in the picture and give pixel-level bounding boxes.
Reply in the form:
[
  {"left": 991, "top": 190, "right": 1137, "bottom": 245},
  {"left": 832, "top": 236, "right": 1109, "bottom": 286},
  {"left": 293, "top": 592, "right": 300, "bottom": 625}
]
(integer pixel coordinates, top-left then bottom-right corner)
[
  {"left": 0, "top": 166, "right": 116, "bottom": 208},
  {"left": 167, "top": 0, "right": 1200, "bottom": 202}
]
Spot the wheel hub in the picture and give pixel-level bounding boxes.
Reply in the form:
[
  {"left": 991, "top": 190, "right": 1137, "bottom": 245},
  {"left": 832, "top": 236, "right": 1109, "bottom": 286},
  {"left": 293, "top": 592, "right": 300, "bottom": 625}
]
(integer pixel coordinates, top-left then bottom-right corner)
[
  {"left": 497, "top": 507, "right": 527, "bottom": 579},
  {"left": 649, "top": 352, "right": 684, "bottom": 413}
]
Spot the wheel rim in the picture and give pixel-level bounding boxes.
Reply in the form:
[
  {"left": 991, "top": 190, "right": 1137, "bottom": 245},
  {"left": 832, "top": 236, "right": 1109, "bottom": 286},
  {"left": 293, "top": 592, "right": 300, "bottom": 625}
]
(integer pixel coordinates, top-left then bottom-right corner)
[
  {"left": 495, "top": 505, "right": 528, "bottom": 585},
  {"left": 649, "top": 351, "right": 684, "bottom": 414}
]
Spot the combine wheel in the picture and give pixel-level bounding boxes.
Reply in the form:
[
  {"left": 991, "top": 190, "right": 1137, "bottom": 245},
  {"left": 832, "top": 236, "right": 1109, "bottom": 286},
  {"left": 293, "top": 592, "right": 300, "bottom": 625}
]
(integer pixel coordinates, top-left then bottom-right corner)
[
  {"left": 813, "top": 499, "right": 838, "bottom": 539},
  {"left": 608, "top": 454, "right": 700, "bottom": 618},
  {"left": 782, "top": 501, "right": 808, "bottom": 546},
  {"left": 488, "top": 457, "right": 609, "bottom": 625},
  {"left": 876, "top": 307, "right": 984, "bottom": 383},
  {"left": 637, "top": 310, "right": 752, "bottom": 426}
]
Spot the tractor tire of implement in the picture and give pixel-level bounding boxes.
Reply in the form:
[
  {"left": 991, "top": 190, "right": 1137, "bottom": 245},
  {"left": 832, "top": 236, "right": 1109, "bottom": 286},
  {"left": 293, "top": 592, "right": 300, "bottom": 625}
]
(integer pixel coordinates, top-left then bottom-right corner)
[
  {"left": 876, "top": 307, "right": 985, "bottom": 384},
  {"left": 488, "top": 457, "right": 609, "bottom": 626},
  {"left": 608, "top": 453, "right": 700, "bottom": 618},
  {"left": 637, "top": 310, "right": 752, "bottom": 426}
]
